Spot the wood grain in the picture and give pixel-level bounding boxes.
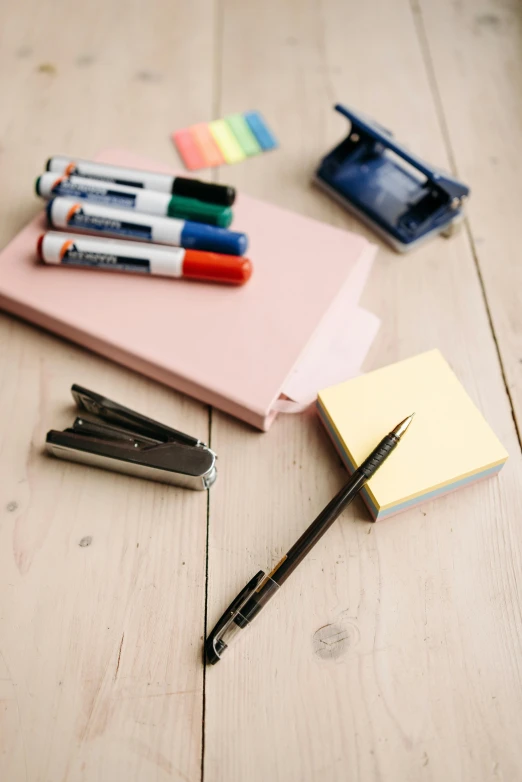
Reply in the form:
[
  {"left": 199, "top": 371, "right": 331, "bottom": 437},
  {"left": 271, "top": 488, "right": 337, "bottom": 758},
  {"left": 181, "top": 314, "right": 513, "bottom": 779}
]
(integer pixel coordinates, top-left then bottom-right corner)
[
  {"left": 205, "top": 0, "right": 522, "bottom": 781},
  {"left": 0, "top": 1, "right": 215, "bottom": 780},
  {"left": 414, "top": 0, "right": 522, "bottom": 439},
  {"left": 1, "top": 0, "right": 522, "bottom": 780}
]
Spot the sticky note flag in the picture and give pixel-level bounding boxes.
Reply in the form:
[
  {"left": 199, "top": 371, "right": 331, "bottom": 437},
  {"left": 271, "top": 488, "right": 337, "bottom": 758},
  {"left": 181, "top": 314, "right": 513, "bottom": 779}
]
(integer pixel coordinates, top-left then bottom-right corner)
[
  {"left": 225, "top": 114, "right": 262, "bottom": 156},
  {"left": 191, "top": 123, "right": 225, "bottom": 167},
  {"left": 172, "top": 129, "right": 207, "bottom": 171},
  {"left": 243, "top": 111, "right": 279, "bottom": 151},
  {"left": 208, "top": 120, "right": 246, "bottom": 164},
  {"left": 172, "top": 112, "right": 278, "bottom": 170}
]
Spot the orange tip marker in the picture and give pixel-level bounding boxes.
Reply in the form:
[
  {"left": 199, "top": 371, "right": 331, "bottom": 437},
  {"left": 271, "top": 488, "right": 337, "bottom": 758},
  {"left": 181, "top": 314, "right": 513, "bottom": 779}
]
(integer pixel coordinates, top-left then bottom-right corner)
[{"left": 37, "top": 232, "right": 252, "bottom": 286}]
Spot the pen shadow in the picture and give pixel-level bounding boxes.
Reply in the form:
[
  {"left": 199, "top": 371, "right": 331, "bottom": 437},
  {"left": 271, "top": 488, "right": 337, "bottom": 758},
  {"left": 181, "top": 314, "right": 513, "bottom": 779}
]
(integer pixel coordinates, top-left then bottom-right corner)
[
  {"left": 310, "top": 409, "right": 375, "bottom": 527},
  {"left": 213, "top": 405, "right": 374, "bottom": 528}
]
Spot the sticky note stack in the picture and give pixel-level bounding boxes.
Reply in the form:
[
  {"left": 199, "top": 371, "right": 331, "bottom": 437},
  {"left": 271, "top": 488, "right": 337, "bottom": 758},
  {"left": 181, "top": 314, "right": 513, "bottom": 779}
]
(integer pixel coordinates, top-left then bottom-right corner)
[
  {"left": 318, "top": 350, "right": 508, "bottom": 520},
  {"left": 173, "top": 111, "right": 278, "bottom": 171}
]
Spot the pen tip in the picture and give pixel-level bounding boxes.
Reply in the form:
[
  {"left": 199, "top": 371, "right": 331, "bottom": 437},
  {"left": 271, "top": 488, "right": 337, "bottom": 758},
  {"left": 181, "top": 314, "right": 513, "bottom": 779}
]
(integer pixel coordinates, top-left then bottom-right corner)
[{"left": 392, "top": 413, "right": 415, "bottom": 439}]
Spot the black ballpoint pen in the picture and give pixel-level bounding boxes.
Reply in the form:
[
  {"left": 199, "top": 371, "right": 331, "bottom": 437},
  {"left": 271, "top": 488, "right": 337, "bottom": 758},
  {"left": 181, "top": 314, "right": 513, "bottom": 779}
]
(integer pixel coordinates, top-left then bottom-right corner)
[{"left": 205, "top": 414, "right": 415, "bottom": 664}]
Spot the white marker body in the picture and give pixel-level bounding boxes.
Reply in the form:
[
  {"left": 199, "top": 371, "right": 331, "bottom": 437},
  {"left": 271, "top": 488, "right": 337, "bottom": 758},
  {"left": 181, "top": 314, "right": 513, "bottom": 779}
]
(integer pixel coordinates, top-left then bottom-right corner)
[
  {"left": 48, "top": 197, "right": 184, "bottom": 245},
  {"left": 47, "top": 156, "right": 175, "bottom": 194},
  {"left": 40, "top": 232, "right": 185, "bottom": 277},
  {"left": 38, "top": 173, "right": 171, "bottom": 215}
]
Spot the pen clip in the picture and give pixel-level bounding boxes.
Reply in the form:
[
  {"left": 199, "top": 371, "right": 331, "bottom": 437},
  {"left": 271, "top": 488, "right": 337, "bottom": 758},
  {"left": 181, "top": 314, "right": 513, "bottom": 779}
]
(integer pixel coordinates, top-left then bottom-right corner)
[{"left": 205, "top": 570, "right": 265, "bottom": 665}]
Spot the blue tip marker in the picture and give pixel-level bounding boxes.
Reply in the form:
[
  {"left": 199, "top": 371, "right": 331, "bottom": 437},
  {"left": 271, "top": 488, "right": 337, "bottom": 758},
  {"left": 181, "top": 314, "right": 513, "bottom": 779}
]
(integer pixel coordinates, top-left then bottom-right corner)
[
  {"left": 243, "top": 111, "right": 279, "bottom": 151},
  {"left": 46, "top": 196, "right": 248, "bottom": 256},
  {"left": 180, "top": 221, "right": 248, "bottom": 255}
]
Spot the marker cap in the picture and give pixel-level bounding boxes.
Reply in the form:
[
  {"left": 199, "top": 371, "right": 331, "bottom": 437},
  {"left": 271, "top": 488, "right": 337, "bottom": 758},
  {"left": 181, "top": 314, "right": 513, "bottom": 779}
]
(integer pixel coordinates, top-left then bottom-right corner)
[
  {"left": 46, "top": 199, "right": 55, "bottom": 223},
  {"left": 167, "top": 195, "right": 233, "bottom": 228},
  {"left": 36, "top": 234, "right": 45, "bottom": 259},
  {"left": 180, "top": 222, "right": 248, "bottom": 256},
  {"left": 182, "top": 250, "right": 252, "bottom": 285},
  {"left": 172, "top": 178, "right": 236, "bottom": 207}
]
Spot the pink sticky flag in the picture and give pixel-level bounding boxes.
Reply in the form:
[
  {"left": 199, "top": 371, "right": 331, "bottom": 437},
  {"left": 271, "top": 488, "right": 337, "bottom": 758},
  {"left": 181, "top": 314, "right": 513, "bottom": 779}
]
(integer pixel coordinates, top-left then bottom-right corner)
[
  {"left": 191, "top": 123, "right": 225, "bottom": 167},
  {"left": 172, "top": 129, "right": 207, "bottom": 171}
]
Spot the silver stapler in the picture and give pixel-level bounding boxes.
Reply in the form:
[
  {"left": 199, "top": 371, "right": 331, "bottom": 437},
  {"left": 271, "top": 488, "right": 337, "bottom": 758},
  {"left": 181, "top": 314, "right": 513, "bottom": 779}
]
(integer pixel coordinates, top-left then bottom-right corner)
[{"left": 46, "top": 384, "right": 217, "bottom": 490}]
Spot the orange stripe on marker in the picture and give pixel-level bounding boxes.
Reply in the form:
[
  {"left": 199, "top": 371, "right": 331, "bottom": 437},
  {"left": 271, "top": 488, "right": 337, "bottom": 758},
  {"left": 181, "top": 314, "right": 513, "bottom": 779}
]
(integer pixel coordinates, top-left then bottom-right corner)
[
  {"left": 52, "top": 175, "right": 65, "bottom": 190},
  {"left": 59, "top": 239, "right": 74, "bottom": 260},
  {"left": 64, "top": 163, "right": 77, "bottom": 176},
  {"left": 66, "top": 203, "right": 81, "bottom": 223}
]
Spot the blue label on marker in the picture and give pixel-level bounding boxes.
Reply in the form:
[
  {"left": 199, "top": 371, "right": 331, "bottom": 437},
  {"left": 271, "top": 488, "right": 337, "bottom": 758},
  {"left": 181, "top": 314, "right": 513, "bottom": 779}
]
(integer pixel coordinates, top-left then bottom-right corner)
[
  {"left": 62, "top": 244, "right": 151, "bottom": 272},
  {"left": 52, "top": 181, "right": 137, "bottom": 209},
  {"left": 67, "top": 208, "right": 152, "bottom": 240},
  {"left": 67, "top": 165, "right": 144, "bottom": 189}
]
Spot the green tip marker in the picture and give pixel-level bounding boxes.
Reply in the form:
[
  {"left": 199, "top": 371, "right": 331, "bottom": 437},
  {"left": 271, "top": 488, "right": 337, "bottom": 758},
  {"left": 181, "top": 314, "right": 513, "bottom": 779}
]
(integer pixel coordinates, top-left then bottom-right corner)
[
  {"left": 35, "top": 172, "right": 233, "bottom": 228},
  {"left": 167, "top": 193, "right": 233, "bottom": 227}
]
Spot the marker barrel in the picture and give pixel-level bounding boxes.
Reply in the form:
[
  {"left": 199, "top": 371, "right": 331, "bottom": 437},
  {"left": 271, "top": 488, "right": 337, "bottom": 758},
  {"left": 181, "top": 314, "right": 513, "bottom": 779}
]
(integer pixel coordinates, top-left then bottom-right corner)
[
  {"left": 37, "top": 232, "right": 252, "bottom": 285},
  {"left": 47, "top": 197, "right": 248, "bottom": 256},
  {"left": 36, "top": 173, "right": 233, "bottom": 227},
  {"left": 46, "top": 156, "right": 236, "bottom": 206}
]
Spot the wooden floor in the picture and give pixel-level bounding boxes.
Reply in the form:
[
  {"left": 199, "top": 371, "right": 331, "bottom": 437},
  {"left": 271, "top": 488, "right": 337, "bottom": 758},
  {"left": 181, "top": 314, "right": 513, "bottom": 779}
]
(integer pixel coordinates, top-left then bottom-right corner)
[{"left": 1, "top": 0, "right": 521, "bottom": 779}]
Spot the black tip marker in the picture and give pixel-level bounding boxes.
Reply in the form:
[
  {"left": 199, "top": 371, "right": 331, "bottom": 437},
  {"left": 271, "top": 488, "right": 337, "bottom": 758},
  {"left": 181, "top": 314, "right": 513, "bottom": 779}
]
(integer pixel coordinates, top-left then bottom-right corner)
[
  {"left": 44, "top": 156, "right": 236, "bottom": 207},
  {"left": 170, "top": 177, "right": 235, "bottom": 207}
]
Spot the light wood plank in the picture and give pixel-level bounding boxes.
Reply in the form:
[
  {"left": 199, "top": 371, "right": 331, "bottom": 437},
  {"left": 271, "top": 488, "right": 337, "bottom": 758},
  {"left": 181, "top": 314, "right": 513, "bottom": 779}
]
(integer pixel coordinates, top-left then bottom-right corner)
[
  {"left": 2, "top": 0, "right": 522, "bottom": 779},
  {"left": 415, "top": 0, "right": 522, "bottom": 437},
  {"left": 205, "top": 1, "right": 522, "bottom": 781},
  {"left": 0, "top": 1, "right": 215, "bottom": 779},
  {"left": 0, "top": 334, "right": 209, "bottom": 782}
]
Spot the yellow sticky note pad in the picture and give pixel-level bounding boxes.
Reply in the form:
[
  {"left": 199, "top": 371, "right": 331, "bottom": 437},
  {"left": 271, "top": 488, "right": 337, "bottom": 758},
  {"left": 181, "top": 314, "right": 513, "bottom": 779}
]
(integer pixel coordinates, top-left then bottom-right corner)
[
  {"left": 209, "top": 119, "right": 246, "bottom": 164},
  {"left": 317, "top": 350, "right": 508, "bottom": 520}
]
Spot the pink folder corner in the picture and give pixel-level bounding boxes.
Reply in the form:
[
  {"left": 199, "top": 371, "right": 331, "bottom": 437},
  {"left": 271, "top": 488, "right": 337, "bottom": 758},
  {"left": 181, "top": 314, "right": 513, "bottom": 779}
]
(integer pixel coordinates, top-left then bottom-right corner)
[{"left": 0, "top": 149, "right": 377, "bottom": 430}]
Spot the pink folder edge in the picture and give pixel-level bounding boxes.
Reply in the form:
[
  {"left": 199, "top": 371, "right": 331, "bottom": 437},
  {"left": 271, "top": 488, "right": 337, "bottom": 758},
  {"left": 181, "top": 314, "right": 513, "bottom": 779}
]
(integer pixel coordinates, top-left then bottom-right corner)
[{"left": 0, "top": 152, "right": 379, "bottom": 431}]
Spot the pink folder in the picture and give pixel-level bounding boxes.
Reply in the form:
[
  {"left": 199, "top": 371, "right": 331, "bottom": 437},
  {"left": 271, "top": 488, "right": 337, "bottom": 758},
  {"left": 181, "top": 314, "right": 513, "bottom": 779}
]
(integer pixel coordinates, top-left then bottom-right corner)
[{"left": 0, "top": 149, "right": 377, "bottom": 430}]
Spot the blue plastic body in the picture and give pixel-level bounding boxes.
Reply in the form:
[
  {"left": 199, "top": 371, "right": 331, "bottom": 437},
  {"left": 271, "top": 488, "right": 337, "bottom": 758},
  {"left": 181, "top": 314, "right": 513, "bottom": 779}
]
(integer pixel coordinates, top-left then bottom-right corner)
[
  {"left": 180, "top": 222, "right": 248, "bottom": 256},
  {"left": 244, "top": 111, "right": 278, "bottom": 151},
  {"left": 315, "top": 105, "right": 470, "bottom": 251}
]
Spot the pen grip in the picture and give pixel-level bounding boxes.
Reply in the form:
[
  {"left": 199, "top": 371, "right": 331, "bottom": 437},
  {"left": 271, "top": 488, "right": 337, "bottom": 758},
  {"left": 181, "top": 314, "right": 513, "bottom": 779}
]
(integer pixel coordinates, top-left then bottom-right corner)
[{"left": 359, "top": 434, "right": 398, "bottom": 478}]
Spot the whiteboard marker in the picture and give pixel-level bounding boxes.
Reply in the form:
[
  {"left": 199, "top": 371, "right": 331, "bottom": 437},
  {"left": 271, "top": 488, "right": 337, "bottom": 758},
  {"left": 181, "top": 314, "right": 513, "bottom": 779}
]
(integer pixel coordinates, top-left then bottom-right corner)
[
  {"left": 47, "top": 197, "right": 248, "bottom": 256},
  {"left": 37, "top": 232, "right": 252, "bottom": 285},
  {"left": 46, "top": 156, "right": 236, "bottom": 206},
  {"left": 36, "top": 173, "right": 233, "bottom": 227}
]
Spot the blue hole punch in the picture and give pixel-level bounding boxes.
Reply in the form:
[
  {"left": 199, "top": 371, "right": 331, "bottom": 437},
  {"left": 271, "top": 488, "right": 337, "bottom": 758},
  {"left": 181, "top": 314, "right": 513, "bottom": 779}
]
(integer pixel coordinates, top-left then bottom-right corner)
[{"left": 315, "top": 105, "right": 470, "bottom": 252}]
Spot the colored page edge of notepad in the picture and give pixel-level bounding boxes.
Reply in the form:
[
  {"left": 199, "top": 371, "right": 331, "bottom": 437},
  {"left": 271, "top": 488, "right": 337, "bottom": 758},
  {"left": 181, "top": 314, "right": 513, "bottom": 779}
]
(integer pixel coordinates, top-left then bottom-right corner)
[
  {"left": 320, "top": 349, "right": 509, "bottom": 500},
  {"left": 172, "top": 129, "right": 207, "bottom": 170},
  {"left": 209, "top": 119, "right": 246, "bottom": 164},
  {"left": 190, "top": 123, "right": 225, "bottom": 167},
  {"left": 316, "top": 349, "right": 509, "bottom": 518},
  {"left": 225, "top": 114, "right": 262, "bottom": 156},
  {"left": 243, "top": 111, "right": 278, "bottom": 150},
  {"left": 316, "top": 400, "right": 506, "bottom": 520}
]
